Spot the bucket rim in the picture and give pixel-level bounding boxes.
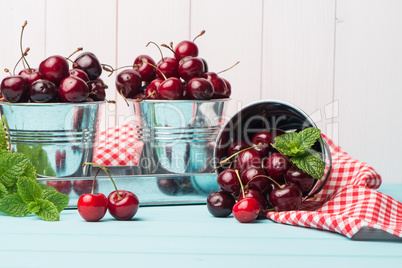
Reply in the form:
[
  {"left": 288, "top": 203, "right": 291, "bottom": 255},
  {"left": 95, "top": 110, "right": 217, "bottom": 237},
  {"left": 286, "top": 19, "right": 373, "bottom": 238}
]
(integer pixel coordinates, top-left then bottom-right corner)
[
  {"left": 0, "top": 100, "right": 106, "bottom": 107},
  {"left": 127, "top": 98, "right": 231, "bottom": 104}
]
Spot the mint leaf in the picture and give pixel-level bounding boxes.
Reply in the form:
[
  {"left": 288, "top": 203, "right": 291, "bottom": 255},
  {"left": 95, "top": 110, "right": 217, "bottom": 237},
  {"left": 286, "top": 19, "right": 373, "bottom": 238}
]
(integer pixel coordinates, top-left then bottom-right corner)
[
  {"left": 290, "top": 151, "right": 325, "bottom": 179},
  {"left": 0, "top": 149, "right": 10, "bottom": 158},
  {"left": 35, "top": 199, "right": 60, "bottom": 221},
  {"left": 0, "top": 153, "right": 30, "bottom": 187},
  {"left": 294, "top": 127, "right": 321, "bottom": 151},
  {"left": 0, "top": 182, "right": 7, "bottom": 199},
  {"left": 28, "top": 201, "right": 41, "bottom": 214},
  {"left": 0, "top": 193, "right": 30, "bottom": 217},
  {"left": 273, "top": 132, "right": 306, "bottom": 157},
  {"left": 42, "top": 189, "right": 69, "bottom": 213},
  {"left": 17, "top": 176, "right": 42, "bottom": 203}
]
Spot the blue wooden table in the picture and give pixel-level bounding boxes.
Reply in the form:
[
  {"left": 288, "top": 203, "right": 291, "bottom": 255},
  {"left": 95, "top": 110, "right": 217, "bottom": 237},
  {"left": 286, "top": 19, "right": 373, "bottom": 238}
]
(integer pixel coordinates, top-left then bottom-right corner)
[{"left": 1, "top": 184, "right": 401, "bottom": 268}]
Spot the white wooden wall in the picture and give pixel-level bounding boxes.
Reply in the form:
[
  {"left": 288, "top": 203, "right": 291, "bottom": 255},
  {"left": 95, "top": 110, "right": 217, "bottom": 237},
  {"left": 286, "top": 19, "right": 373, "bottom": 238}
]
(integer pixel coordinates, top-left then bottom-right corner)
[{"left": 0, "top": 0, "right": 401, "bottom": 183}]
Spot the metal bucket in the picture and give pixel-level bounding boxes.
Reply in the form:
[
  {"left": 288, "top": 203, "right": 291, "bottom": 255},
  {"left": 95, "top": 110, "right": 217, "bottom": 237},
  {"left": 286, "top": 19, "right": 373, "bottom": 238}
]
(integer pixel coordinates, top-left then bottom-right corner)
[
  {"left": 130, "top": 99, "right": 229, "bottom": 174},
  {"left": 214, "top": 99, "right": 332, "bottom": 199},
  {"left": 0, "top": 101, "right": 105, "bottom": 177}
]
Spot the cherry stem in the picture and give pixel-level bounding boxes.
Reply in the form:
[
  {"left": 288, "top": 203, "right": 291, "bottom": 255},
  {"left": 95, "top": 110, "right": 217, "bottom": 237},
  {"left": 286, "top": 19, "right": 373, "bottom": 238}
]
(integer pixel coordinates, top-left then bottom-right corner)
[
  {"left": 146, "top": 41, "right": 164, "bottom": 62},
  {"left": 220, "top": 143, "right": 262, "bottom": 164},
  {"left": 66, "top": 47, "right": 83, "bottom": 60},
  {"left": 4, "top": 69, "right": 12, "bottom": 75},
  {"left": 140, "top": 57, "right": 166, "bottom": 80},
  {"left": 91, "top": 168, "right": 102, "bottom": 194},
  {"left": 101, "top": 64, "right": 139, "bottom": 77},
  {"left": 82, "top": 162, "right": 122, "bottom": 200},
  {"left": 193, "top": 30, "right": 206, "bottom": 42},
  {"left": 13, "top": 47, "right": 30, "bottom": 75},
  {"left": 161, "top": 43, "right": 183, "bottom": 61},
  {"left": 20, "top": 21, "right": 28, "bottom": 70},
  {"left": 251, "top": 175, "right": 283, "bottom": 189},
  {"left": 234, "top": 169, "right": 245, "bottom": 199},
  {"left": 217, "top": 61, "right": 240, "bottom": 75},
  {"left": 209, "top": 161, "right": 232, "bottom": 174}
]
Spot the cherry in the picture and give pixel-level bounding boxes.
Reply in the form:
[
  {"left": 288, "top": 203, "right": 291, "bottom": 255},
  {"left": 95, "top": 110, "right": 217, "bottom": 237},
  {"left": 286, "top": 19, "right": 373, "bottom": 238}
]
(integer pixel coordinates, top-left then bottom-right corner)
[
  {"left": 285, "top": 165, "right": 315, "bottom": 193},
  {"left": 73, "top": 180, "right": 99, "bottom": 196},
  {"left": 251, "top": 131, "right": 272, "bottom": 156},
  {"left": 222, "top": 78, "right": 231, "bottom": 98},
  {"left": 133, "top": 55, "right": 156, "bottom": 83},
  {"left": 174, "top": 40, "right": 199, "bottom": 61},
  {"left": 77, "top": 192, "right": 108, "bottom": 222},
  {"left": 0, "top": 75, "right": 29, "bottom": 102},
  {"left": 236, "top": 149, "right": 262, "bottom": 172},
  {"left": 73, "top": 52, "right": 102, "bottom": 80},
  {"left": 264, "top": 153, "right": 291, "bottom": 180},
  {"left": 108, "top": 190, "right": 139, "bottom": 220},
  {"left": 227, "top": 140, "right": 249, "bottom": 157},
  {"left": 207, "top": 191, "right": 236, "bottom": 217},
  {"left": 29, "top": 79, "right": 58, "bottom": 103},
  {"left": 38, "top": 55, "right": 69, "bottom": 85},
  {"left": 18, "top": 68, "right": 41, "bottom": 85},
  {"left": 240, "top": 167, "right": 270, "bottom": 194},
  {"left": 217, "top": 168, "right": 241, "bottom": 193},
  {"left": 178, "top": 56, "right": 204, "bottom": 81},
  {"left": 185, "top": 77, "right": 213, "bottom": 100},
  {"left": 46, "top": 180, "right": 72, "bottom": 195},
  {"left": 238, "top": 188, "right": 267, "bottom": 217},
  {"left": 158, "top": 77, "right": 183, "bottom": 100},
  {"left": 69, "top": 69, "right": 90, "bottom": 82},
  {"left": 269, "top": 182, "right": 302, "bottom": 212},
  {"left": 144, "top": 78, "right": 163, "bottom": 99},
  {"left": 115, "top": 69, "right": 142, "bottom": 98},
  {"left": 58, "top": 76, "right": 89, "bottom": 103},
  {"left": 87, "top": 80, "right": 106, "bottom": 101},
  {"left": 232, "top": 197, "right": 260, "bottom": 223},
  {"left": 200, "top": 58, "right": 208, "bottom": 72},
  {"left": 203, "top": 72, "right": 227, "bottom": 99},
  {"left": 157, "top": 57, "right": 179, "bottom": 79}
]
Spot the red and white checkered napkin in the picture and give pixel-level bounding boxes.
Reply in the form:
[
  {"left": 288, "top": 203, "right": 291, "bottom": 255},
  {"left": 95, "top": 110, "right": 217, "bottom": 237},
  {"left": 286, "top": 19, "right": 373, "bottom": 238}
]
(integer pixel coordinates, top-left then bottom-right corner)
[
  {"left": 267, "top": 134, "right": 402, "bottom": 238},
  {"left": 93, "top": 124, "right": 143, "bottom": 167}
]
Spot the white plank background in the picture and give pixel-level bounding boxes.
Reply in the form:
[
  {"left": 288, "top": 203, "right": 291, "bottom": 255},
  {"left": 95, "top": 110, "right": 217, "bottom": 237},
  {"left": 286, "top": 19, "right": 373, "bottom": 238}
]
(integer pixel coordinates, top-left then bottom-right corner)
[{"left": 0, "top": 0, "right": 401, "bottom": 183}]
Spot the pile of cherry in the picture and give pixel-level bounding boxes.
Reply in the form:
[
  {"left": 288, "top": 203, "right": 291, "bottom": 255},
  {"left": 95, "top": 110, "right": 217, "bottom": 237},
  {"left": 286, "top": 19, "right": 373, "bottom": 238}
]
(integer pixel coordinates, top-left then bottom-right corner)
[
  {"left": 207, "top": 130, "right": 317, "bottom": 223},
  {"left": 114, "top": 30, "right": 233, "bottom": 101}
]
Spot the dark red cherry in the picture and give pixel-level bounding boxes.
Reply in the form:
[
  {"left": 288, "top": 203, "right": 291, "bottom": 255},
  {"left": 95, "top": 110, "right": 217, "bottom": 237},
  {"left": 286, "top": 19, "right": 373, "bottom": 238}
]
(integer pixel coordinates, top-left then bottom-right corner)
[
  {"left": 156, "top": 57, "right": 179, "bottom": 79},
  {"left": 87, "top": 80, "right": 106, "bottom": 101},
  {"left": 69, "top": 69, "right": 90, "bottom": 82},
  {"left": 174, "top": 40, "right": 199, "bottom": 61},
  {"left": 222, "top": 78, "right": 231, "bottom": 98},
  {"left": 285, "top": 166, "right": 315, "bottom": 193},
  {"left": 158, "top": 77, "right": 183, "bottom": 100},
  {"left": 133, "top": 55, "right": 156, "bottom": 83},
  {"left": 264, "top": 153, "right": 291, "bottom": 180},
  {"left": 29, "top": 79, "right": 57, "bottom": 103},
  {"left": 203, "top": 72, "right": 227, "bottom": 99},
  {"left": 200, "top": 58, "right": 208, "bottom": 72},
  {"left": 58, "top": 76, "right": 89, "bottom": 103},
  {"left": 0, "top": 75, "right": 29, "bottom": 103},
  {"left": 251, "top": 131, "right": 272, "bottom": 156},
  {"left": 216, "top": 168, "right": 240, "bottom": 193},
  {"left": 207, "top": 191, "right": 236, "bottom": 217},
  {"left": 144, "top": 78, "right": 163, "bottom": 99},
  {"left": 238, "top": 188, "right": 267, "bottom": 217},
  {"left": 240, "top": 167, "right": 270, "bottom": 194},
  {"left": 18, "top": 68, "right": 41, "bottom": 85},
  {"left": 186, "top": 77, "right": 213, "bottom": 100},
  {"left": 236, "top": 150, "right": 262, "bottom": 173},
  {"left": 227, "top": 140, "right": 249, "bottom": 157},
  {"left": 115, "top": 69, "right": 142, "bottom": 98},
  {"left": 178, "top": 56, "right": 204, "bottom": 81},
  {"left": 73, "top": 52, "right": 102, "bottom": 80},
  {"left": 269, "top": 182, "right": 302, "bottom": 212},
  {"left": 38, "top": 55, "right": 69, "bottom": 85}
]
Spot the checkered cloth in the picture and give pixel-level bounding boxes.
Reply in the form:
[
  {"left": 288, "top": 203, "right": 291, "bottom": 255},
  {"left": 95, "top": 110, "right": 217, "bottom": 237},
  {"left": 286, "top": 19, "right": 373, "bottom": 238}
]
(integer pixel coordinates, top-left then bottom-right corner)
[{"left": 267, "top": 134, "right": 402, "bottom": 238}]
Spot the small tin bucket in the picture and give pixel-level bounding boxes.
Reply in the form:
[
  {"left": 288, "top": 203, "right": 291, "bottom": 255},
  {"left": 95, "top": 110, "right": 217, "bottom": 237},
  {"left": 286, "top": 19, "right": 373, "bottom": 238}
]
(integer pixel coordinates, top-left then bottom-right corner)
[
  {"left": 214, "top": 99, "right": 332, "bottom": 199},
  {"left": 131, "top": 99, "right": 229, "bottom": 174},
  {"left": 0, "top": 101, "right": 105, "bottom": 177}
]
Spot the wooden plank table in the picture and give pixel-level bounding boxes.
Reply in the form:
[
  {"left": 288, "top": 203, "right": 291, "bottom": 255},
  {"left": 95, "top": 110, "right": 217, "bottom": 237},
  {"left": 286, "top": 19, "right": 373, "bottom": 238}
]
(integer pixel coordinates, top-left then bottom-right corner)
[{"left": 1, "top": 184, "right": 401, "bottom": 268}]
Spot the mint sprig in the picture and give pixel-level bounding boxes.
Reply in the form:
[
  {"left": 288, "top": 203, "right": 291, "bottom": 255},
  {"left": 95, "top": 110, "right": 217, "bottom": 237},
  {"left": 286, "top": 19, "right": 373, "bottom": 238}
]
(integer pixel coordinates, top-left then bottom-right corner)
[
  {"left": 272, "top": 127, "right": 325, "bottom": 179},
  {"left": 0, "top": 118, "right": 69, "bottom": 221}
]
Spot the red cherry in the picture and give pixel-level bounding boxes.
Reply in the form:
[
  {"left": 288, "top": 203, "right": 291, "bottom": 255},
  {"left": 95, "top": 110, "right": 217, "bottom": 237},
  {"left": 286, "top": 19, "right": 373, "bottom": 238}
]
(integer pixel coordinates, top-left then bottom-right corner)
[
  {"left": 236, "top": 149, "right": 262, "bottom": 173},
  {"left": 144, "top": 78, "right": 163, "bottom": 99},
  {"left": 251, "top": 131, "right": 272, "bottom": 156},
  {"left": 156, "top": 57, "right": 179, "bottom": 79},
  {"left": 133, "top": 55, "right": 156, "bottom": 83},
  {"left": 107, "top": 190, "right": 139, "bottom": 220},
  {"left": 238, "top": 188, "right": 268, "bottom": 217},
  {"left": 222, "top": 78, "right": 231, "bottom": 98},
  {"left": 232, "top": 197, "right": 260, "bottom": 223},
  {"left": 158, "top": 77, "right": 183, "bottom": 100},
  {"left": 58, "top": 76, "right": 90, "bottom": 103},
  {"left": 217, "top": 168, "right": 241, "bottom": 193},
  {"left": 77, "top": 193, "right": 108, "bottom": 222},
  {"left": 73, "top": 52, "right": 102, "bottom": 80},
  {"left": 29, "top": 79, "right": 58, "bottom": 103},
  {"left": 46, "top": 181, "right": 72, "bottom": 195},
  {"left": 203, "top": 72, "right": 227, "bottom": 99},
  {"left": 18, "top": 68, "right": 41, "bottom": 85},
  {"left": 174, "top": 40, "right": 199, "bottom": 61},
  {"left": 207, "top": 191, "right": 236, "bottom": 217},
  {"left": 0, "top": 75, "right": 29, "bottom": 103},
  {"left": 115, "top": 69, "right": 142, "bottom": 98},
  {"left": 269, "top": 182, "right": 302, "bottom": 212},
  {"left": 227, "top": 140, "right": 249, "bottom": 157},
  {"left": 38, "top": 55, "right": 69, "bottom": 85},
  {"left": 186, "top": 77, "right": 213, "bottom": 100},
  {"left": 69, "top": 69, "right": 90, "bottom": 82},
  {"left": 264, "top": 153, "right": 291, "bottom": 180},
  {"left": 87, "top": 80, "right": 106, "bottom": 101},
  {"left": 285, "top": 166, "right": 315, "bottom": 193},
  {"left": 178, "top": 56, "right": 204, "bottom": 81},
  {"left": 240, "top": 167, "right": 270, "bottom": 194}
]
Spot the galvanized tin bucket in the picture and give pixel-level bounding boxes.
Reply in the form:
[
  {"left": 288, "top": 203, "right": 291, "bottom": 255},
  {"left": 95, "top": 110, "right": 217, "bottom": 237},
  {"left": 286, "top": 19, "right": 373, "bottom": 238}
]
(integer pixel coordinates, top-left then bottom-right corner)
[
  {"left": 131, "top": 99, "right": 229, "bottom": 174},
  {"left": 214, "top": 99, "right": 332, "bottom": 199},
  {"left": 0, "top": 101, "right": 105, "bottom": 177}
]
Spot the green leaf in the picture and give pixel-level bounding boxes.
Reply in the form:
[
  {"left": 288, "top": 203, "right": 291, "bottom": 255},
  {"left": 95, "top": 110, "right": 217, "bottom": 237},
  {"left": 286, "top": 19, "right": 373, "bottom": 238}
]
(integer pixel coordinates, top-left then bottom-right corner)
[
  {"left": 42, "top": 189, "right": 70, "bottom": 213},
  {"left": 17, "top": 176, "right": 42, "bottom": 203},
  {"left": 0, "top": 149, "right": 10, "bottom": 158},
  {"left": 290, "top": 152, "right": 325, "bottom": 179},
  {"left": 23, "top": 161, "right": 37, "bottom": 181},
  {"left": 294, "top": 127, "right": 321, "bottom": 151},
  {"left": 38, "top": 183, "right": 58, "bottom": 192},
  {"left": 0, "top": 193, "right": 30, "bottom": 217},
  {"left": 274, "top": 131, "right": 297, "bottom": 144},
  {"left": 28, "top": 201, "right": 41, "bottom": 214},
  {"left": 0, "top": 182, "right": 8, "bottom": 199},
  {"left": 0, "top": 153, "right": 30, "bottom": 187},
  {"left": 35, "top": 199, "right": 60, "bottom": 221}
]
